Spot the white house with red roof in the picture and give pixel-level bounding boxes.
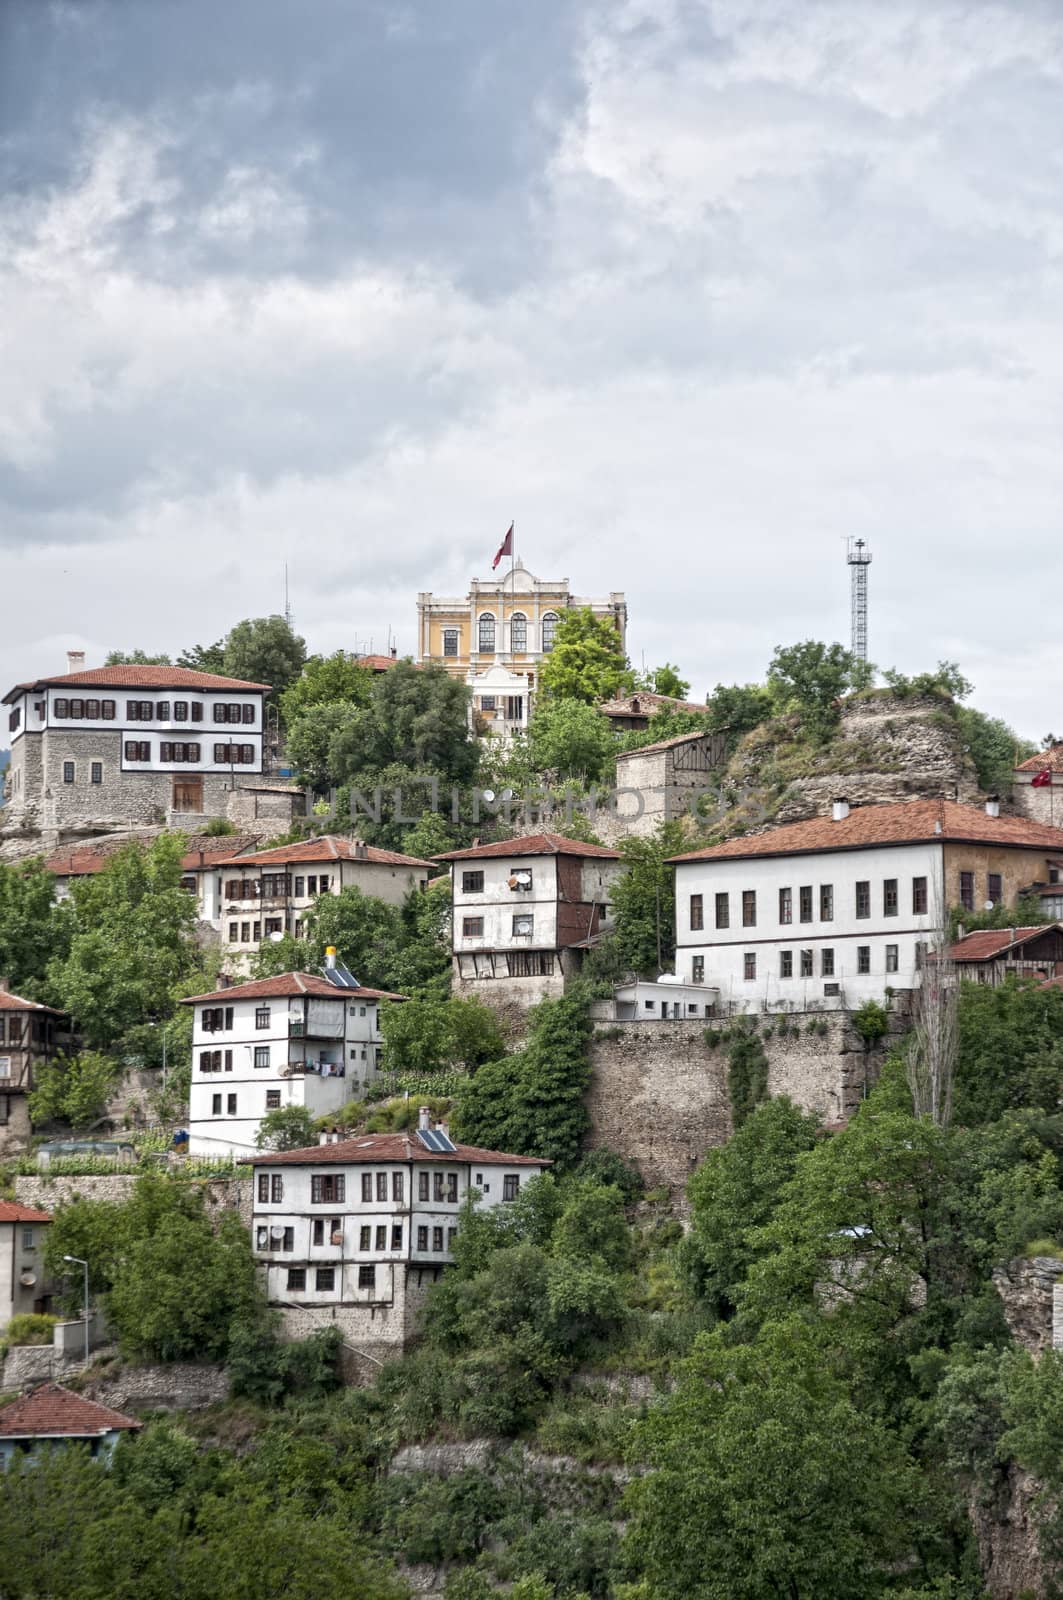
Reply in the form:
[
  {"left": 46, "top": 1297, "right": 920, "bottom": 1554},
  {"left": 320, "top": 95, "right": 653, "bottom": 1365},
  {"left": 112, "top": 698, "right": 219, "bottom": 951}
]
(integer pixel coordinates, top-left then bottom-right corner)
[
  {"left": 437, "top": 832, "right": 624, "bottom": 1006},
  {"left": 0, "top": 985, "right": 64, "bottom": 1157},
  {"left": 0, "top": 1200, "right": 53, "bottom": 1330},
  {"left": 670, "top": 797, "right": 1063, "bottom": 1013},
  {"left": 0, "top": 1384, "right": 141, "bottom": 1466},
  {"left": 2, "top": 652, "right": 271, "bottom": 832},
  {"left": 210, "top": 834, "right": 435, "bottom": 961},
  {"left": 44, "top": 831, "right": 261, "bottom": 928},
  {"left": 244, "top": 1108, "right": 549, "bottom": 1357},
  {"left": 181, "top": 958, "right": 408, "bottom": 1156}
]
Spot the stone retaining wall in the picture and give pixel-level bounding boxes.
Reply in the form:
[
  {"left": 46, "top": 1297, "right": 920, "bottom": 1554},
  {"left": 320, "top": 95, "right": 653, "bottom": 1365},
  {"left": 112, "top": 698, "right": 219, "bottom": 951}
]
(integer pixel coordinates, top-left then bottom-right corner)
[
  {"left": 14, "top": 1171, "right": 253, "bottom": 1225},
  {"left": 585, "top": 1012, "right": 898, "bottom": 1197},
  {"left": 81, "top": 1360, "right": 230, "bottom": 1413}
]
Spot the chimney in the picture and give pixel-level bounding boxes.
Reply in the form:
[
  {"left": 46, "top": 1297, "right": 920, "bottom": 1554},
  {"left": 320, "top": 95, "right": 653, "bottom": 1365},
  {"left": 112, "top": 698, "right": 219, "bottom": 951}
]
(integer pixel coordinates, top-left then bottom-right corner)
[
  {"left": 934, "top": 819, "right": 943, "bottom": 835},
  {"left": 985, "top": 795, "right": 1001, "bottom": 818},
  {"left": 319, "top": 1131, "right": 330, "bottom": 1145},
  {"left": 956, "top": 923, "right": 965, "bottom": 942},
  {"left": 0, "top": 979, "right": 7, "bottom": 993},
  {"left": 631, "top": 696, "right": 640, "bottom": 714},
  {"left": 1010, "top": 927, "right": 1017, "bottom": 946},
  {"left": 436, "top": 1120, "right": 449, "bottom": 1140},
  {"left": 218, "top": 974, "right": 231, "bottom": 989},
  {"left": 354, "top": 841, "right": 368, "bottom": 860},
  {"left": 66, "top": 649, "right": 86, "bottom": 674},
  {"left": 390, "top": 643, "right": 398, "bottom": 658},
  {"left": 418, "top": 1105, "right": 430, "bottom": 1131},
  {"left": 325, "top": 946, "right": 337, "bottom": 970},
  {"left": 831, "top": 797, "right": 850, "bottom": 821}
]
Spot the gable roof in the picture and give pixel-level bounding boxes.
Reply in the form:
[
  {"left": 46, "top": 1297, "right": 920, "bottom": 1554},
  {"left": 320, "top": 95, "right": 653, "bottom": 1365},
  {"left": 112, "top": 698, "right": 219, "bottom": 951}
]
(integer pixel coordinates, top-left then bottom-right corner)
[
  {"left": 617, "top": 729, "right": 718, "bottom": 760},
  {"left": 669, "top": 799, "right": 1063, "bottom": 865},
  {"left": 597, "top": 691, "right": 706, "bottom": 718},
  {"left": 215, "top": 835, "right": 434, "bottom": 870},
  {"left": 1017, "top": 745, "right": 1063, "bottom": 775},
  {"left": 6, "top": 665, "right": 270, "bottom": 699},
  {"left": 180, "top": 972, "right": 406, "bottom": 1004},
  {"left": 0, "top": 1384, "right": 141, "bottom": 1439},
  {"left": 436, "top": 831, "right": 621, "bottom": 863},
  {"left": 45, "top": 833, "right": 261, "bottom": 879},
  {"left": 946, "top": 925, "right": 1061, "bottom": 962},
  {"left": 245, "top": 1133, "right": 550, "bottom": 1167},
  {"left": 0, "top": 1201, "right": 52, "bottom": 1224},
  {"left": 0, "top": 988, "right": 64, "bottom": 1016}
]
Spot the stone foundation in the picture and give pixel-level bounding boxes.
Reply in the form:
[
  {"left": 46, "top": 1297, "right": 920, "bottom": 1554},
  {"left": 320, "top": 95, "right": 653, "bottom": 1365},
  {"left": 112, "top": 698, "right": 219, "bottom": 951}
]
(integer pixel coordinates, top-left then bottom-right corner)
[{"left": 585, "top": 1012, "right": 896, "bottom": 1198}]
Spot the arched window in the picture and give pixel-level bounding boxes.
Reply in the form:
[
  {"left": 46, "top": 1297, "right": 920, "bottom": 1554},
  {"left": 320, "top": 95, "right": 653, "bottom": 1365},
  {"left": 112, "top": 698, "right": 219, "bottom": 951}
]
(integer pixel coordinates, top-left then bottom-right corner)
[
  {"left": 478, "top": 613, "right": 496, "bottom": 653},
  {"left": 510, "top": 613, "right": 527, "bottom": 652},
  {"left": 541, "top": 612, "right": 559, "bottom": 653}
]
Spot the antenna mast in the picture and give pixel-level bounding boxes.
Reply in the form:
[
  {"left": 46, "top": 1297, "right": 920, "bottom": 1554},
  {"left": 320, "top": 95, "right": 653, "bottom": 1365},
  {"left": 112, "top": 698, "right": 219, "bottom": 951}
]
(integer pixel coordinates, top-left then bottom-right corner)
[
  {"left": 284, "top": 564, "right": 294, "bottom": 632},
  {"left": 847, "top": 537, "right": 872, "bottom": 661}
]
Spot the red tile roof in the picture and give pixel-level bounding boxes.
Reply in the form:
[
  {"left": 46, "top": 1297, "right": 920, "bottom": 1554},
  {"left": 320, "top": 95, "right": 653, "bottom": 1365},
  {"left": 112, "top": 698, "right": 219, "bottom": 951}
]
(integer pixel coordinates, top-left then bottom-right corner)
[
  {"left": 180, "top": 972, "right": 406, "bottom": 1004},
  {"left": 670, "top": 799, "right": 1063, "bottom": 865},
  {"left": 6, "top": 665, "right": 270, "bottom": 697},
  {"left": 598, "top": 691, "right": 706, "bottom": 718},
  {"left": 437, "top": 831, "right": 621, "bottom": 863},
  {"left": 245, "top": 1133, "right": 551, "bottom": 1167},
  {"left": 356, "top": 654, "right": 404, "bottom": 671},
  {"left": 0, "top": 988, "right": 64, "bottom": 1015},
  {"left": 0, "top": 1384, "right": 141, "bottom": 1439},
  {"left": 1016, "top": 746, "right": 1063, "bottom": 775},
  {"left": 0, "top": 1201, "right": 52, "bottom": 1224},
  {"left": 45, "top": 833, "right": 260, "bottom": 878},
  {"left": 215, "top": 835, "right": 434, "bottom": 870},
  {"left": 946, "top": 926, "right": 1058, "bottom": 961}
]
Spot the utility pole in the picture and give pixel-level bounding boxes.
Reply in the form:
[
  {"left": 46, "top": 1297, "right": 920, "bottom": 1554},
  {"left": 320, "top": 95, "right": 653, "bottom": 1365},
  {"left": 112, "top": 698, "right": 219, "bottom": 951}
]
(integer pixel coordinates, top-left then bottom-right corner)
[{"left": 63, "top": 1254, "right": 90, "bottom": 1366}]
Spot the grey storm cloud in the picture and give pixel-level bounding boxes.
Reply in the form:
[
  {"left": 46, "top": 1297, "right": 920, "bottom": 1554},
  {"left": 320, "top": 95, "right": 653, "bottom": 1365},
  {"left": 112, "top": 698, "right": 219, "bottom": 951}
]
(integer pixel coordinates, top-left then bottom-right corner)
[{"left": 2, "top": 0, "right": 1063, "bottom": 736}]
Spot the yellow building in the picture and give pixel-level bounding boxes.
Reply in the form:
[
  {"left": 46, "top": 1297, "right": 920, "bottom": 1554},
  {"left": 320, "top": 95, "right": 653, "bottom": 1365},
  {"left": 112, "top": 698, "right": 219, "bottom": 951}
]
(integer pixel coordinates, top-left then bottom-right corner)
[{"left": 415, "top": 563, "right": 627, "bottom": 683}]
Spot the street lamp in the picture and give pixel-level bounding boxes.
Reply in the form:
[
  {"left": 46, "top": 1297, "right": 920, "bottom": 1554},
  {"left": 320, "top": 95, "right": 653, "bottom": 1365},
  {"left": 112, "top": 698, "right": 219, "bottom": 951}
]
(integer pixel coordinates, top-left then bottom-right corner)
[{"left": 62, "top": 1255, "right": 90, "bottom": 1366}]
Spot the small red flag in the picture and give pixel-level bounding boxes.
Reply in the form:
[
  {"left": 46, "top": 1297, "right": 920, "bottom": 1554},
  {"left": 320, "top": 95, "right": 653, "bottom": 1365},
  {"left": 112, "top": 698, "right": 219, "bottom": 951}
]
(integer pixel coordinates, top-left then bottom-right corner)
[
  {"left": 491, "top": 523, "right": 514, "bottom": 570},
  {"left": 1032, "top": 766, "right": 1054, "bottom": 788}
]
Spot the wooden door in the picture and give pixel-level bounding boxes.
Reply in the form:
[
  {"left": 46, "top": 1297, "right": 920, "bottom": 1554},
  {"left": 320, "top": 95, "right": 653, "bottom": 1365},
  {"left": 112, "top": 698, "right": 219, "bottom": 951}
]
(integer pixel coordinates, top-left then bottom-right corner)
[{"left": 172, "top": 778, "right": 204, "bottom": 813}]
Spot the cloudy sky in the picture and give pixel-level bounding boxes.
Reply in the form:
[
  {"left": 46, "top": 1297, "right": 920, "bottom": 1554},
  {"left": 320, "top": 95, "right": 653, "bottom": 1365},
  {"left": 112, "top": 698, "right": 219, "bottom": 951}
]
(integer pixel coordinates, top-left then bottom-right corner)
[{"left": 2, "top": 0, "right": 1062, "bottom": 738}]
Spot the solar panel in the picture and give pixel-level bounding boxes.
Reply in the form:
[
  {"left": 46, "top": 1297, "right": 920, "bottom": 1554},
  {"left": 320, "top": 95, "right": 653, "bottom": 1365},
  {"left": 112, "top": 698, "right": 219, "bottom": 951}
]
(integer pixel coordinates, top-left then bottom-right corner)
[
  {"left": 417, "top": 1128, "right": 456, "bottom": 1153},
  {"left": 323, "top": 961, "right": 361, "bottom": 990}
]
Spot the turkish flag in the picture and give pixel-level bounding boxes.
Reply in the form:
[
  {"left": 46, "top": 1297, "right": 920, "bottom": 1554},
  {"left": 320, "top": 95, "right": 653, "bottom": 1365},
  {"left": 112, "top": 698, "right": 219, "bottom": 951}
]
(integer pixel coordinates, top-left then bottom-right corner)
[
  {"left": 1032, "top": 766, "right": 1054, "bottom": 788},
  {"left": 492, "top": 523, "right": 514, "bottom": 570}
]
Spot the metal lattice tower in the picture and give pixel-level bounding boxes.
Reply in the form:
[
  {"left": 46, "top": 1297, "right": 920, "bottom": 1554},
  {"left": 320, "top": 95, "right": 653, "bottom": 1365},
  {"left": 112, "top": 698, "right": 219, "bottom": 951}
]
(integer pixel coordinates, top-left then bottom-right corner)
[{"left": 847, "top": 537, "right": 872, "bottom": 661}]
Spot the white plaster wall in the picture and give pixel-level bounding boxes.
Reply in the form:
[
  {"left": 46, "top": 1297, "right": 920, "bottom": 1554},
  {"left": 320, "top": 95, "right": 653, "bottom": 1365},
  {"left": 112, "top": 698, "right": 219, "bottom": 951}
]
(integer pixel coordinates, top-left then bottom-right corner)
[
  {"left": 452, "top": 856, "right": 559, "bottom": 953},
  {"left": 676, "top": 839, "right": 944, "bottom": 1010}
]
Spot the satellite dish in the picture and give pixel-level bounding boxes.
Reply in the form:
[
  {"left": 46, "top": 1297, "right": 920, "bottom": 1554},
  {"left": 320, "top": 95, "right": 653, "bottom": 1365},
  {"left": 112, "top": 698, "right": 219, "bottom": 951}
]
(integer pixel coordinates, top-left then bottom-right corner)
[
  {"left": 269, "top": 1226, "right": 285, "bottom": 1242},
  {"left": 481, "top": 789, "right": 496, "bottom": 803},
  {"left": 19, "top": 1271, "right": 36, "bottom": 1288},
  {"left": 984, "top": 900, "right": 995, "bottom": 911},
  {"left": 270, "top": 930, "right": 285, "bottom": 942},
  {"left": 500, "top": 788, "right": 514, "bottom": 802}
]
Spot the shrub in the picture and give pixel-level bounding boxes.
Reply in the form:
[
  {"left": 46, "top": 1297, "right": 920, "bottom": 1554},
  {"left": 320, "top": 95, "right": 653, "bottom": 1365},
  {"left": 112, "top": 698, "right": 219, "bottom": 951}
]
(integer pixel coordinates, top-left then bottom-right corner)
[
  {"left": 4, "top": 1312, "right": 59, "bottom": 1346},
  {"left": 201, "top": 818, "right": 236, "bottom": 836},
  {"left": 852, "top": 1000, "right": 889, "bottom": 1047}
]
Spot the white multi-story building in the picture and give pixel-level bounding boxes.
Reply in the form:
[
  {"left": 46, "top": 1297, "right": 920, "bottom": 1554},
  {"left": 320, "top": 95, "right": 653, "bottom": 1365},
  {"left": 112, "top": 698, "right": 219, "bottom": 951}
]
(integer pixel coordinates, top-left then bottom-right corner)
[
  {"left": 245, "top": 1111, "right": 550, "bottom": 1360},
  {"left": 439, "top": 832, "right": 624, "bottom": 1006},
  {"left": 671, "top": 797, "right": 1063, "bottom": 1012},
  {"left": 183, "top": 963, "right": 406, "bottom": 1156},
  {"left": 212, "top": 835, "right": 435, "bottom": 960},
  {"left": 45, "top": 832, "right": 261, "bottom": 928},
  {"left": 2, "top": 655, "right": 270, "bottom": 830}
]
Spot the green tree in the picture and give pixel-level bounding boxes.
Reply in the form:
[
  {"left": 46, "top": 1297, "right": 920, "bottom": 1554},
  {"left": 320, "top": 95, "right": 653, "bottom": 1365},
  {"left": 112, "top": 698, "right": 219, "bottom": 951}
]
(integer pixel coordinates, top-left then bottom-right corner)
[
  {"left": 767, "top": 640, "right": 872, "bottom": 737},
  {"left": 0, "top": 855, "right": 69, "bottom": 992},
  {"left": 255, "top": 1104, "right": 318, "bottom": 1150},
  {"left": 611, "top": 821, "right": 685, "bottom": 976},
  {"left": 223, "top": 615, "right": 307, "bottom": 701},
  {"left": 706, "top": 682, "right": 774, "bottom": 744},
  {"left": 646, "top": 664, "right": 691, "bottom": 700},
  {"left": 538, "top": 608, "right": 629, "bottom": 704},
  {"left": 285, "top": 700, "right": 364, "bottom": 788},
  {"left": 176, "top": 638, "right": 226, "bottom": 673},
  {"left": 956, "top": 705, "right": 1034, "bottom": 795},
  {"left": 882, "top": 662, "right": 973, "bottom": 701},
  {"left": 28, "top": 1050, "right": 119, "bottom": 1131},
  {"left": 624, "top": 1318, "right": 924, "bottom": 1600},
  {"left": 104, "top": 648, "right": 173, "bottom": 665},
  {"left": 453, "top": 992, "right": 592, "bottom": 1168},
  {"left": 330, "top": 660, "right": 477, "bottom": 784},
  {"left": 279, "top": 650, "right": 373, "bottom": 727},
  {"left": 954, "top": 977, "right": 1063, "bottom": 1125},
  {"left": 681, "top": 1097, "right": 820, "bottom": 1318},
  {"left": 44, "top": 836, "right": 205, "bottom": 1051},
  {"left": 381, "top": 997, "right": 504, "bottom": 1074},
  {"left": 45, "top": 1175, "right": 260, "bottom": 1361},
  {"left": 527, "top": 698, "right": 616, "bottom": 783}
]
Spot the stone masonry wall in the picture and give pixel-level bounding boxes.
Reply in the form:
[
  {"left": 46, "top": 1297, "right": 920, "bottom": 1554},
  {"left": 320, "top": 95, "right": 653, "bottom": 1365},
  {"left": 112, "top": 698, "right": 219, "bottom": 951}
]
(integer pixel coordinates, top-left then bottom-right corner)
[
  {"left": 81, "top": 1361, "right": 230, "bottom": 1413},
  {"left": 15, "top": 1171, "right": 253, "bottom": 1226},
  {"left": 585, "top": 1013, "right": 897, "bottom": 1197}
]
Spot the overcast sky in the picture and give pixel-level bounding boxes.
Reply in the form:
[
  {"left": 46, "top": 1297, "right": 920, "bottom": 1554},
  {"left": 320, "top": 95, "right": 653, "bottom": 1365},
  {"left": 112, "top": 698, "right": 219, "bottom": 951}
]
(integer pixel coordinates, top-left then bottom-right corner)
[{"left": 2, "top": 0, "right": 1062, "bottom": 739}]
